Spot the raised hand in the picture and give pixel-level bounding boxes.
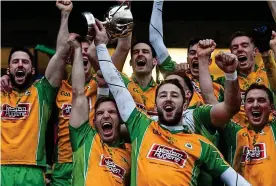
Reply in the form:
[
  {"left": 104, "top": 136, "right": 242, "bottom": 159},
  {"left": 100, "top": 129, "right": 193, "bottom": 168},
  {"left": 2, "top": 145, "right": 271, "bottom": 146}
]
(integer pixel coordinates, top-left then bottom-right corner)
[
  {"left": 196, "top": 39, "right": 216, "bottom": 58},
  {"left": 215, "top": 51, "right": 238, "bottom": 73},
  {"left": 93, "top": 19, "right": 109, "bottom": 46},
  {"left": 56, "top": 0, "right": 73, "bottom": 13},
  {"left": 67, "top": 33, "right": 81, "bottom": 49}
]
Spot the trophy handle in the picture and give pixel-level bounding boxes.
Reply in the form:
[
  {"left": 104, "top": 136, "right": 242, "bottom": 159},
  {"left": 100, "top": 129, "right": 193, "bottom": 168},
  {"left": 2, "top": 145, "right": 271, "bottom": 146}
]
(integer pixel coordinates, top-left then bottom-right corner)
[{"left": 82, "top": 12, "right": 95, "bottom": 28}]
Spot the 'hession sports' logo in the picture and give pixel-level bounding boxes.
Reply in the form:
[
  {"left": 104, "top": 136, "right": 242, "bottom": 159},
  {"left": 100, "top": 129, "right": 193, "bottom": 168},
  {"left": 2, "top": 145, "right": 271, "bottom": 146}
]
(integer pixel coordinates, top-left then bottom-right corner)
[
  {"left": 61, "top": 104, "right": 72, "bottom": 117},
  {"left": 1, "top": 103, "right": 31, "bottom": 119},
  {"left": 147, "top": 144, "right": 188, "bottom": 168},
  {"left": 241, "top": 143, "right": 267, "bottom": 163},
  {"left": 99, "top": 155, "right": 126, "bottom": 179}
]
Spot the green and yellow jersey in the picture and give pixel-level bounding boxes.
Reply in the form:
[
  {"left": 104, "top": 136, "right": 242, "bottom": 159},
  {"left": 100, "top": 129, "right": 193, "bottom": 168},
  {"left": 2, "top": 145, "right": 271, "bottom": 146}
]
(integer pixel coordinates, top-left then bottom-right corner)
[
  {"left": 121, "top": 74, "right": 158, "bottom": 116},
  {"left": 1, "top": 77, "right": 57, "bottom": 166},
  {"left": 126, "top": 106, "right": 230, "bottom": 186},
  {"left": 70, "top": 121, "right": 131, "bottom": 186},
  {"left": 224, "top": 119, "right": 276, "bottom": 186}
]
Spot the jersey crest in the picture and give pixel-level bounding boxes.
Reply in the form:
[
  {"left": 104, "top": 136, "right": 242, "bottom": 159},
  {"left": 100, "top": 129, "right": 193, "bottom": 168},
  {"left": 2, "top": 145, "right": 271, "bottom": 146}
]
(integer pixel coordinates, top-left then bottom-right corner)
[{"left": 61, "top": 103, "right": 72, "bottom": 118}]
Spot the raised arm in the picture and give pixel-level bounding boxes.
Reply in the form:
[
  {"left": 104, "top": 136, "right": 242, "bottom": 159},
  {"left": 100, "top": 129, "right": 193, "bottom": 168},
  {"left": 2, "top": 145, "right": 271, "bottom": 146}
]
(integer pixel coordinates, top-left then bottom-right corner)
[
  {"left": 268, "top": 1, "right": 276, "bottom": 22},
  {"left": 93, "top": 20, "right": 136, "bottom": 122},
  {"left": 69, "top": 35, "right": 89, "bottom": 128},
  {"left": 150, "top": 0, "right": 176, "bottom": 75},
  {"left": 45, "top": 0, "right": 72, "bottom": 87},
  {"left": 111, "top": 34, "right": 132, "bottom": 72},
  {"left": 261, "top": 31, "right": 276, "bottom": 94},
  {"left": 86, "top": 35, "right": 132, "bottom": 73},
  {"left": 197, "top": 39, "right": 219, "bottom": 105},
  {"left": 210, "top": 52, "right": 241, "bottom": 128}
]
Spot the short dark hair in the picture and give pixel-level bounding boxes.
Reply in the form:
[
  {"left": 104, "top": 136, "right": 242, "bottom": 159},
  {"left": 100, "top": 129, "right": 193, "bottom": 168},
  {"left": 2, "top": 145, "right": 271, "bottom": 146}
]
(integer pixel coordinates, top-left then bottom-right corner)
[
  {"left": 187, "top": 37, "right": 203, "bottom": 53},
  {"left": 229, "top": 31, "right": 255, "bottom": 48},
  {"left": 244, "top": 83, "right": 274, "bottom": 104},
  {"left": 165, "top": 70, "right": 194, "bottom": 101},
  {"left": 8, "top": 47, "right": 34, "bottom": 66},
  {"left": 95, "top": 96, "right": 117, "bottom": 112},
  {"left": 94, "top": 96, "right": 124, "bottom": 124},
  {"left": 155, "top": 79, "right": 186, "bottom": 104},
  {"left": 131, "top": 40, "right": 157, "bottom": 58}
]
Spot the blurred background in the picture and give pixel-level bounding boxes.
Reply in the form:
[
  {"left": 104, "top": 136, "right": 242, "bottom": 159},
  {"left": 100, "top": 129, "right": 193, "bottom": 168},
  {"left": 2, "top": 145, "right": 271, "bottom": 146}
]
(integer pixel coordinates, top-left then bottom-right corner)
[{"left": 1, "top": 1, "right": 275, "bottom": 79}]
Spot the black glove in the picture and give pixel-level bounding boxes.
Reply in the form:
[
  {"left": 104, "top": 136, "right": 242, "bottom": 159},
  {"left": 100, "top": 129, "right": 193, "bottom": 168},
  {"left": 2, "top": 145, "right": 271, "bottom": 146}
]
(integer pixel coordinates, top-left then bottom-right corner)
[{"left": 252, "top": 24, "right": 272, "bottom": 52}]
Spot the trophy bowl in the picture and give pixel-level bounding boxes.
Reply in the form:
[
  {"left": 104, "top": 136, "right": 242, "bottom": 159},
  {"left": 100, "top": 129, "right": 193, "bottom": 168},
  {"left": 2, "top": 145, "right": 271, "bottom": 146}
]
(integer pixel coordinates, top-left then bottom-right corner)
[
  {"left": 103, "top": 4, "right": 133, "bottom": 39},
  {"left": 68, "top": 3, "right": 133, "bottom": 41}
]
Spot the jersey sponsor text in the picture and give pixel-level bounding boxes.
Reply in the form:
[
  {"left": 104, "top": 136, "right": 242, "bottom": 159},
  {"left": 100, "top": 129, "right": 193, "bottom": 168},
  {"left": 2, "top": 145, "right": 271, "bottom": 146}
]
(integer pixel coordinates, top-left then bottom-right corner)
[
  {"left": 99, "top": 155, "right": 126, "bottom": 179},
  {"left": 241, "top": 143, "right": 267, "bottom": 163},
  {"left": 147, "top": 144, "right": 188, "bottom": 168},
  {"left": 1, "top": 103, "right": 31, "bottom": 119}
]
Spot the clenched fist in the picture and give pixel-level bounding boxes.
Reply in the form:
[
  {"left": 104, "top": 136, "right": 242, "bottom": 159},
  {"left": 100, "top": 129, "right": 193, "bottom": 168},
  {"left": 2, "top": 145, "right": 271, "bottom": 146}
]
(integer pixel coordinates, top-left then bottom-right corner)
[
  {"left": 67, "top": 33, "right": 81, "bottom": 49},
  {"left": 56, "top": 0, "right": 73, "bottom": 13},
  {"left": 196, "top": 39, "right": 216, "bottom": 58},
  {"left": 215, "top": 51, "right": 238, "bottom": 73}
]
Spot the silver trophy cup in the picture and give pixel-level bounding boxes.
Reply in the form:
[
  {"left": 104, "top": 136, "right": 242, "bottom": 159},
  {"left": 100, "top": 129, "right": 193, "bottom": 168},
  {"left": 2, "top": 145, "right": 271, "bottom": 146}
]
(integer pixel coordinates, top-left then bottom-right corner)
[{"left": 82, "top": 4, "right": 133, "bottom": 40}]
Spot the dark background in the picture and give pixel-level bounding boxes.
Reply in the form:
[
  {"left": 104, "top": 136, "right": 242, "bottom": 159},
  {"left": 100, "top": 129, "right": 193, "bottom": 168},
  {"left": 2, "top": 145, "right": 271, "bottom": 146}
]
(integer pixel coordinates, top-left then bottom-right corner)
[{"left": 1, "top": 1, "right": 275, "bottom": 48}]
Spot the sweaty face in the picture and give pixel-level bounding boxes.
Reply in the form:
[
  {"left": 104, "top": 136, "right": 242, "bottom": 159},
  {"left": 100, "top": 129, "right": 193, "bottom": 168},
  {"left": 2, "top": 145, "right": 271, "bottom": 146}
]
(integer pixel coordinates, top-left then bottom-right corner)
[
  {"left": 94, "top": 101, "right": 121, "bottom": 144},
  {"left": 156, "top": 83, "right": 186, "bottom": 126},
  {"left": 8, "top": 51, "right": 34, "bottom": 89},
  {"left": 165, "top": 75, "right": 192, "bottom": 103},
  {"left": 131, "top": 43, "right": 156, "bottom": 75},
  {"left": 230, "top": 36, "right": 257, "bottom": 74},
  {"left": 245, "top": 89, "right": 272, "bottom": 130}
]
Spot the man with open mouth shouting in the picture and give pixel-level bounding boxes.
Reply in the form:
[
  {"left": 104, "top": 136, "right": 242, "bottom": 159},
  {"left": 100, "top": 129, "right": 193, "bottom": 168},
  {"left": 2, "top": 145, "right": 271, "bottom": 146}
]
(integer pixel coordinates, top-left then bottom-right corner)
[
  {"left": 223, "top": 83, "right": 276, "bottom": 186},
  {"left": 94, "top": 16, "right": 251, "bottom": 186},
  {"left": 1, "top": 2, "right": 68, "bottom": 186},
  {"left": 68, "top": 35, "right": 131, "bottom": 186},
  {"left": 215, "top": 29, "right": 276, "bottom": 127}
]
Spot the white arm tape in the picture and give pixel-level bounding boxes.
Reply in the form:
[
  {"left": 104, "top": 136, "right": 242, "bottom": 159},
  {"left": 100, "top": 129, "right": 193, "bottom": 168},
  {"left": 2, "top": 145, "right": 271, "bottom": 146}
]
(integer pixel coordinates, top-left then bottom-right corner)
[
  {"left": 225, "top": 71, "right": 237, "bottom": 81},
  {"left": 220, "top": 167, "right": 252, "bottom": 186},
  {"left": 97, "top": 87, "right": 110, "bottom": 96},
  {"left": 96, "top": 44, "right": 136, "bottom": 122},
  {"left": 149, "top": 0, "right": 169, "bottom": 64}
]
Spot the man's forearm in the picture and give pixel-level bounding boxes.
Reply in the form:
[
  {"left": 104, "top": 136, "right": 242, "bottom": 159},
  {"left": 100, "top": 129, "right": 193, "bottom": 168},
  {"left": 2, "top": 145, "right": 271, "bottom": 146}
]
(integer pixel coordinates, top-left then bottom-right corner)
[
  {"left": 70, "top": 47, "right": 89, "bottom": 128},
  {"left": 112, "top": 34, "right": 132, "bottom": 72},
  {"left": 56, "top": 12, "right": 70, "bottom": 55},
  {"left": 262, "top": 51, "right": 276, "bottom": 93},
  {"left": 149, "top": 0, "right": 169, "bottom": 64},
  {"left": 224, "top": 77, "right": 241, "bottom": 114},
  {"left": 45, "top": 12, "right": 70, "bottom": 87},
  {"left": 72, "top": 49, "right": 85, "bottom": 95},
  {"left": 198, "top": 56, "right": 218, "bottom": 105},
  {"left": 220, "top": 167, "right": 251, "bottom": 186},
  {"left": 96, "top": 44, "right": 136, "bottom": 122}
]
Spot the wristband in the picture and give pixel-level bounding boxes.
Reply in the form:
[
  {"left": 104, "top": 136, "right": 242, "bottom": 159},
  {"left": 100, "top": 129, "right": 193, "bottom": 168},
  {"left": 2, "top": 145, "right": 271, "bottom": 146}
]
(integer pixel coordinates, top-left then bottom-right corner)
[
  {"left": 225, "top": 71, "right": 237, "bottom": 81},
  {"left": 97, "top": 87, "right": 109, "bottom": 96}
]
